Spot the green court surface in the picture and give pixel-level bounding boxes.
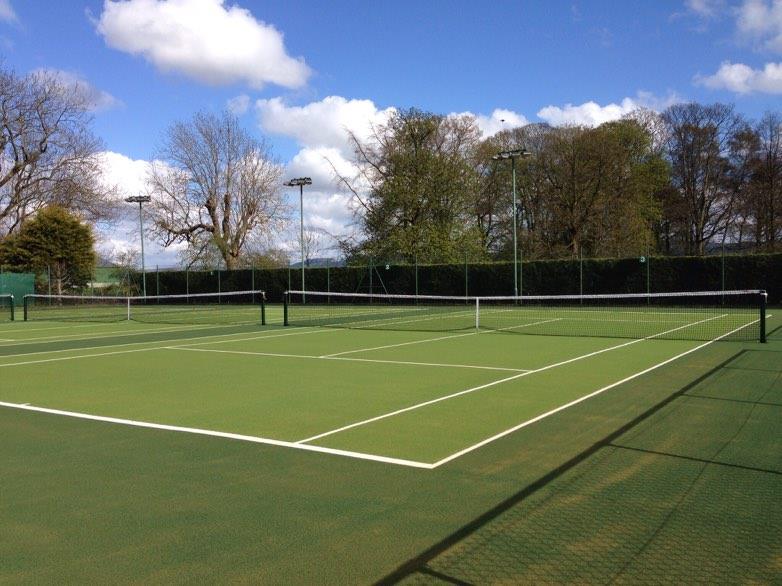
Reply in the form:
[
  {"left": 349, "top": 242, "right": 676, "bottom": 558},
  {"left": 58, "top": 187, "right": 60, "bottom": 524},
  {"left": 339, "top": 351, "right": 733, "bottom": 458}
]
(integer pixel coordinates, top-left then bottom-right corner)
[{"left": 1, "top": 306, "right": 780, "bottom": 583}]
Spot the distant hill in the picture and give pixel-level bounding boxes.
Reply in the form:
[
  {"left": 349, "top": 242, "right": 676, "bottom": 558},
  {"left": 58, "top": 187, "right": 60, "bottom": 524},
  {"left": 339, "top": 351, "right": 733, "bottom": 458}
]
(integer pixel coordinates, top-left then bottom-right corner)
[{"left": 289, "top": 257, "right": 346, "bottom": 268}]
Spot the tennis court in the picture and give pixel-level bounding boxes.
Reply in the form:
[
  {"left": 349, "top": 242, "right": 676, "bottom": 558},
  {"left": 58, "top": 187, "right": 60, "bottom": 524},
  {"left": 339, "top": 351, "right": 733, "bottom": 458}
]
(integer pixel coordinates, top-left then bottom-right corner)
[{"left": 1, "top": 291, "right": 780, "bottom": 583}]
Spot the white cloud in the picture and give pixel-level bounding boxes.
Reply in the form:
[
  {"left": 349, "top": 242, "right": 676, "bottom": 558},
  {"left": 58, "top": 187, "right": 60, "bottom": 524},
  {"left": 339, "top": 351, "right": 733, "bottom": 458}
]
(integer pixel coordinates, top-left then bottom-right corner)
[
  {"left": 95, "top": 0, "right": 310, "bottom": 89},
  {"left": 537, "top": 98, "right": 638, "bottom": 127},
  {"left": 227, "top": 93, "right": 250, "bottom": 115},
  {"left": 737, "top": 0, "right": 782, "bottom": 53},
  {"left": 449, "top": 108, "right": 528, "bottom": 137},
  {"left": 98, "top": 151, "right": 152, "bottom": 200},
  {"left": 33, "top": 69, "right": 121, "bottom": 112},
  {"left": 696, "top": 60, "right": 782, "bottom": 93},
  {"left": 283, "top": 146, "right": 362, "bottom": 240},
  {"left": 0, "top": 0, "right": 16, "bottom": 23},
  {"left": 536, "top": 93, "right": 680, "bottom": 127},
  {"left": 685, "top": 0, "right": 726, "bottom": 19},
  {"left": 256, "top": 96, "right": 396, "bottom": 157}
]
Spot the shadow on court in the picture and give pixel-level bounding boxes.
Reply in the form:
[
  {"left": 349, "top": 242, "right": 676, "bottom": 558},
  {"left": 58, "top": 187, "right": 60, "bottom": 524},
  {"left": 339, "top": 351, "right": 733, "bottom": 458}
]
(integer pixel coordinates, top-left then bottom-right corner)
[{"left": 382, "top": 347, "right": 782, "bottom": 584}]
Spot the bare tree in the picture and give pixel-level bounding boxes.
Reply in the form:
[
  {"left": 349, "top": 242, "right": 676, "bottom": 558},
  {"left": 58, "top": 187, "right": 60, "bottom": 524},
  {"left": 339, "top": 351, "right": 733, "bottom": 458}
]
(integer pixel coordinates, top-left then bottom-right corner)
[
  {"left": 0, "top": 67, "right": 117, "bottom": 236},
  {"left": 662, "top": 103, "right": 749, "bottom": 255},
  {"left": 745, "top": 112, "right": 782, "bottom": 250},
  {"left": 148, "top": 111, "right": 287, "bottom": 269}
]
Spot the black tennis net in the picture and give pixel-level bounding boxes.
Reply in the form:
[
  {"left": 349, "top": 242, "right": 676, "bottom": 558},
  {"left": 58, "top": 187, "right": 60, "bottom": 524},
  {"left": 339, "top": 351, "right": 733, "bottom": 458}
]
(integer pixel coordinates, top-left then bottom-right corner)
[
  {"left": 283, "top": 290, "right": 767, "bottom": 342},
  {"left": 0, "top": 294, "right": 13, "bottom": 321},
  {"left": 23, "top": 291, "right": 266, "bottom": 325}
]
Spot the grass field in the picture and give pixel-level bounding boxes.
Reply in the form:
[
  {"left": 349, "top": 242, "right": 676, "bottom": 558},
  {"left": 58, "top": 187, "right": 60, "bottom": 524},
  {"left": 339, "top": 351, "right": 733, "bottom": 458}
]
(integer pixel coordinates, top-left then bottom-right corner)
[{"left": 1, "top": 304, "right": 780, "bottom": 583}]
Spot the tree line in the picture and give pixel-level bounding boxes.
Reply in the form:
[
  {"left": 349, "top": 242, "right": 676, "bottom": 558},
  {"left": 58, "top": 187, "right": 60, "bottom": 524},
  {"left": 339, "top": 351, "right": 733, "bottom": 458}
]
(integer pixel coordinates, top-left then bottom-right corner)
[{"left": 338, "top": 104, "right": 781, "bottom": 264}]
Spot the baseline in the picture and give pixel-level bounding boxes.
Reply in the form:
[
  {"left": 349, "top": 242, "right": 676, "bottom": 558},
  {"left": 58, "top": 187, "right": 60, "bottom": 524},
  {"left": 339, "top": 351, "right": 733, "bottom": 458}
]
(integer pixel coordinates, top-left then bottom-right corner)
[{"left": 0, "top": 401, "right": 433, "bottom": 469}]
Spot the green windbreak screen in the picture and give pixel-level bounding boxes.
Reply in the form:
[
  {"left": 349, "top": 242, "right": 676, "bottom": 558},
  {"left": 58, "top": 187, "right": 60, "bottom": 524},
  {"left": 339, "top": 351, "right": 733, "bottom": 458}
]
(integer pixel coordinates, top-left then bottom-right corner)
[{"left": 0, "top": 272, "right": 34, "bottom": 311}]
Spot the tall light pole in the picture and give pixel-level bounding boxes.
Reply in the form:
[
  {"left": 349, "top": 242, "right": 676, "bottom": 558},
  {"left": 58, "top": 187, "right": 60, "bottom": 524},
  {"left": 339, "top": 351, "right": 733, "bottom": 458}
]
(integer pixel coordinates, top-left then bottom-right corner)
[
  {"left": 124, "top": 195, "right": 151, "bottom": 297},
  {"left": 492, "top": 149, "right": 532, "bottom": 297},
  {"left": 284, "top": 177, "right": 312, "bottom": 298}
]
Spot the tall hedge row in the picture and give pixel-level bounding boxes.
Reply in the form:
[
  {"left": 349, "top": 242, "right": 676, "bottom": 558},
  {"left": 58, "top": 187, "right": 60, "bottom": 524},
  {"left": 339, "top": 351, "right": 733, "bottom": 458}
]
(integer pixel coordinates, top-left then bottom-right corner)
[{"left": 141, "top": 253, "right": 782, "bottom": 305}]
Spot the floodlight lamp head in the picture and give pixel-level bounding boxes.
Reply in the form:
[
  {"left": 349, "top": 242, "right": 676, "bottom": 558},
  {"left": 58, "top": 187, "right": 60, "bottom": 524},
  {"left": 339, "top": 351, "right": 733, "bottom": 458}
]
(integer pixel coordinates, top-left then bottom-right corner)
[
  {"left": 125, "top": 195, "right": 151, "bottom": 204},
  {"left": 493, "top": 148, "right": 533, "bottom": 160},
  {"left": 284, "top": 177, "right": 312, "bottom": 187}
]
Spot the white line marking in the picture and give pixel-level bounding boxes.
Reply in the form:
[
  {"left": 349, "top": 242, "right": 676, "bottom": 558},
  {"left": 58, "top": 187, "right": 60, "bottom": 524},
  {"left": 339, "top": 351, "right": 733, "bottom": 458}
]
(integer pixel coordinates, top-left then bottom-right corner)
[
  {"left": 320, "top": 317, "right": 563, "bottom": 358},
  {"left": 321, "top": 331, "right": 478, "bottom": 357},
  {"left": 165, "top": 346, "right": 530, "bottom": 373},
  {"left": 430, "top": 318, "right": 762, "bottom": 468},
  {"left": 0, "top": 401, "right": 433, "bottom": 469},
  {"left": 296, "top": 314, "right": 728, "bottom": 445}
]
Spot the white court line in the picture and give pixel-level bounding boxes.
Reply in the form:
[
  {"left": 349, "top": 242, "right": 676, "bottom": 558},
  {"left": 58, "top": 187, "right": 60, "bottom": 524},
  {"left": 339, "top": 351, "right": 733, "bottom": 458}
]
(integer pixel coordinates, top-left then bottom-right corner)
[
  {"left": 0, "top": 327, "right": 323, "bottom": 365},
  {"left": 430, "top": 317, "right": 761, "bottom": 468},
  {"left": 0, "top": 314, "right": 759, "bottom": 471},
  {"left": 165, "top": 346, "right": 530, "bottom": 373},
  {"left": 321, "top": 317, "right": 564, "bottom": 358},
  {"left": 0, "top": 401, "right": 433, "bottom": 469},
  {"left": 295, "top": 314, "right": 728, "bottom": 445}
]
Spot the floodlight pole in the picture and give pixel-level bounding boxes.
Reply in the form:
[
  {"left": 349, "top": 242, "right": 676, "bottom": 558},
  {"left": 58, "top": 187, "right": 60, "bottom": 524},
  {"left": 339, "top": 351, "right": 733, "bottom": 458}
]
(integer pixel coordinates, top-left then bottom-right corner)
[
  {"left": 284, "top": 177, "right": 312, "bottom": 300},
  {"left": 124, "top": 195, "right": 151, "bottom": 297},
  {"left": 492, "top": 149, "right": 532, "bottom": 297}
]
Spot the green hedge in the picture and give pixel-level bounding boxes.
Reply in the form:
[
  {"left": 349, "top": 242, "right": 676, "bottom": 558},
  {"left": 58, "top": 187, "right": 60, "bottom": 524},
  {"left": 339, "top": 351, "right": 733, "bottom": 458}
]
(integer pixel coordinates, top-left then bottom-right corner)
[{"left": 138, "top": 253, "right": 782, "bottom": 305}]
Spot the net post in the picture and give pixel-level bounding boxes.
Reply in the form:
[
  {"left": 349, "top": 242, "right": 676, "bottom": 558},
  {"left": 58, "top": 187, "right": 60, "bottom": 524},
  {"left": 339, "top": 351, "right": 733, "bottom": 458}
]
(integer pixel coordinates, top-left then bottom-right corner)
[
  {"left": 261, "top": 292, "right": 266, "bottom": 326},
  {"left": 475, "top": 297, "right": 480, "bottom": 330},
  {"left": 760, "top": 290, "right": 767, "bottom": 343},
  {"left": 9, "top": 294, "right": 14, "bottom": 321},
  {"left": 283, "top": 291, "right": 289, "bottom": 326},
  {"left": 127, "top": 297, "right": 131, "bottom": 321},
  {"left": 23, "top": 294, "right": 29, "bottom": 321}
]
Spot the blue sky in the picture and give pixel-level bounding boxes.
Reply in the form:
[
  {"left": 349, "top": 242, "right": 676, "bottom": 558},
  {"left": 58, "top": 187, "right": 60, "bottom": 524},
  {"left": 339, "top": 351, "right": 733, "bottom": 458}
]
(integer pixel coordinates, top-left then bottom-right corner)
[{"left": 1, "top": 0, "right": 781, "bottom": 264}]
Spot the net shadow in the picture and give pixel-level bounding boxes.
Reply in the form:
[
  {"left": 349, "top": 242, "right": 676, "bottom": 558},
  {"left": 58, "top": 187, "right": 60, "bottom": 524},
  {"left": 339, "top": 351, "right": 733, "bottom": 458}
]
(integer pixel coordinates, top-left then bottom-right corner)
[{"left": 379, "top": 348, "right": 782, "bottom": 584}]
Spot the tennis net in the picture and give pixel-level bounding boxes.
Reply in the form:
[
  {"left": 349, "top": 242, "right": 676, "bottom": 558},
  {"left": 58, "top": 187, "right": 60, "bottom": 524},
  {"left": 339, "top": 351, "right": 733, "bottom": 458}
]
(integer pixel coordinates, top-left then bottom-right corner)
[
  {"left": 23, "top": 290, "right": 266, "bottom": 325},
  {"left": 283, "top": 290, "right": 767, "bottom": 342},
  {"left": 0, "top": 294, "right": 13, "bottom": 321}
]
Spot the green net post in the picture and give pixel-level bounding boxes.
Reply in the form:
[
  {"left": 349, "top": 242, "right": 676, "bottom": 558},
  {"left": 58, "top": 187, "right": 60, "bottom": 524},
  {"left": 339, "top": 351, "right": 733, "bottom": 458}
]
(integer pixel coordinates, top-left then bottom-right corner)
[
  {"left": 283, "top": 292, "right": 289, "bottom": 326},
  {"left": 9, "top": 294, "right": 14, "bottom": 321},
  {"left": 23, "top": 295, "right": 29, "bottom": 321},
  {"left": 156, "top": 266, "right": 160, "bottom": 297},
  {"left": 260, "top": 293, "right": 266, "bottom": 326},
  {"left": 760, "top": 291, "right": 767, "bottom": 343},
  {"left": 415, "top": 255, "right": 419, "bottom": 297},
  {"left": 327, "top": 258, "right": 330, "bottom": 295},
  {"left": 186, "top": 268, "right": 189, "bottom": 296}
]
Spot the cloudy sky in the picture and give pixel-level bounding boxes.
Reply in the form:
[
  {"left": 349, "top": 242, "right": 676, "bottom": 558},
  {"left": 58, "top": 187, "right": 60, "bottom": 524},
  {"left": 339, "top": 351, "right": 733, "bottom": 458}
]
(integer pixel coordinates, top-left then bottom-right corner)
[{"left": 2, "top": 0, "right": 781, "bottom": 265}]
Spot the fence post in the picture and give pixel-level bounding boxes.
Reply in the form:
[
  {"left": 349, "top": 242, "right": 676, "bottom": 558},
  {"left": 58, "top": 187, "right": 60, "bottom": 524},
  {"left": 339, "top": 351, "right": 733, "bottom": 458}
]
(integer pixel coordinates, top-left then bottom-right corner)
[
  {"left": 415, "top": 255, "right": 419, "bottom": 297},
  {"left": 464, "top": 251, "right": 468, "bottom": 297}
]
